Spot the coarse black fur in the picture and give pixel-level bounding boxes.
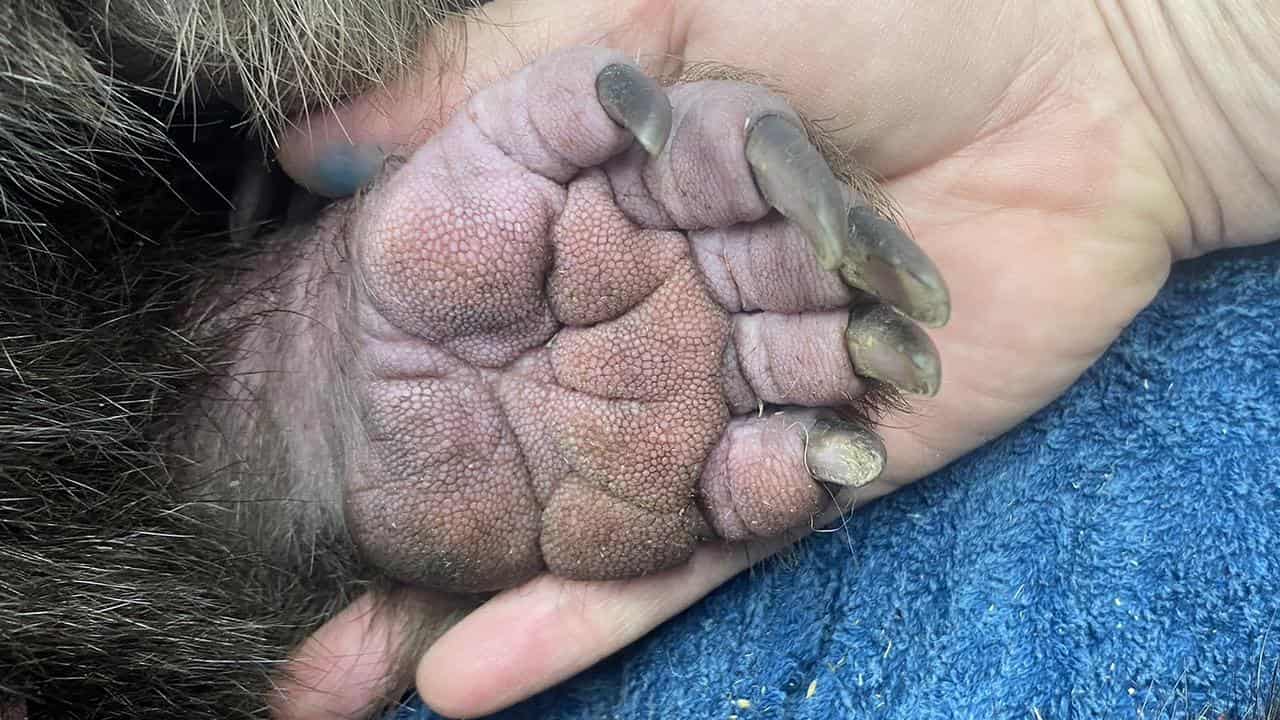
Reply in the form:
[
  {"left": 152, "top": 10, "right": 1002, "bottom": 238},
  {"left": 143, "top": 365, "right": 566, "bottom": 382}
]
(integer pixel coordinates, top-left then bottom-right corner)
[{"left": 0, "top": 1, "right": 473, "bottom": 717}]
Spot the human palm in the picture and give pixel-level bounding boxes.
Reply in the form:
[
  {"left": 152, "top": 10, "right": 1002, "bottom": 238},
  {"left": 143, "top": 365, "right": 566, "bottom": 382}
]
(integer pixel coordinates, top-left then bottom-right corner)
[{"left": 273, "top": 1, "right": 1254, "bottom": 717}]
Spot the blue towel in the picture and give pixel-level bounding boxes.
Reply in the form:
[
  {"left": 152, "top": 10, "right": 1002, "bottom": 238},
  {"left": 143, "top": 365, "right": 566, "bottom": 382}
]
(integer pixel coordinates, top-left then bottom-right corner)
[{"left": 403, "top": 242, "right": 1280, "bottom": 719}]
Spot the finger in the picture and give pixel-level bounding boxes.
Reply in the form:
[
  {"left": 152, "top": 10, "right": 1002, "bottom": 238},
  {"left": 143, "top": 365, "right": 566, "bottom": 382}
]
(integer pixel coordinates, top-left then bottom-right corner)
[
  {"left": 690, "top": 210, "right": 946, "bottom": 399},
  {"left": 272, "top": 594, "right": 405, "bottom": 720},
  {"left": 272, "top": 592, "right": 475, "bottom": 720},
  {"left": 459, "top": 47, "right": 667, "bottom": 183},
  {"left": 416, "top": 536, "right": 793, "bottom": 719}
]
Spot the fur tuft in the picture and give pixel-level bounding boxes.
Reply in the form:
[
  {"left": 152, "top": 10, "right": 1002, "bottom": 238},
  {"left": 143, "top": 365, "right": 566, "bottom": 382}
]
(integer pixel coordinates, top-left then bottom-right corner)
[{"left": 0, "top": 0, "right": 466, "bottom": 715}]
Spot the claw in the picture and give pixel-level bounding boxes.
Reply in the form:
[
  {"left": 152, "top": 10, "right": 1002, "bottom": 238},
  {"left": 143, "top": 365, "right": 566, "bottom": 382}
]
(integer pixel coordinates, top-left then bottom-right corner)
[
  {"left": 844, "top": 304, "right": 941, "bottom": 396},
  {"left": 840, "top": 205, "right": 951, "bottom": 327},
  {"left": 596, "top": 64, "right": 672, "bottom": 157},
  {"left": 805, "top": 419, "right": 886, "bottom": 487},
  {"left": 745, "top": 115, "right": 847, "bottom": 271}
]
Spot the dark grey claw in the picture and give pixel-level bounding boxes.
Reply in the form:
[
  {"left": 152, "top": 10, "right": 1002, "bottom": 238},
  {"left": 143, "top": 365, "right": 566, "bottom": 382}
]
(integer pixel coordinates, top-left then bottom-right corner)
[
  {"left": 596, "top": 64, "right": 672, "bottom": 157},
  {"left": 845, "top": 304, "right": 941, "bottom": 397},
  {"left": 745, "top": 115, "right": 847, "bottom": 271},
  {"left": 805, "top": 419, "right": 886, "bottom": 488},
  {"left": 841, "top": 205, "right": 951, "bottom": 327}
]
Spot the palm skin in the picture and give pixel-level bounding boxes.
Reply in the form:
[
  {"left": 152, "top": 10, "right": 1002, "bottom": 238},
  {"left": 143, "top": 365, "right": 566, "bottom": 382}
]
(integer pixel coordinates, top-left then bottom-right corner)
[{"left": 273, "top": 1, "right": 1263, "bottom": 717}]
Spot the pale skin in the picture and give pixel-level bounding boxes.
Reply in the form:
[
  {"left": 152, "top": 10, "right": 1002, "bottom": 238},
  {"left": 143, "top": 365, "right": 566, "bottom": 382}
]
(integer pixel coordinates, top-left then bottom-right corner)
[{"left": 272, "top": 1, "right": 1280, "bottom": 717}]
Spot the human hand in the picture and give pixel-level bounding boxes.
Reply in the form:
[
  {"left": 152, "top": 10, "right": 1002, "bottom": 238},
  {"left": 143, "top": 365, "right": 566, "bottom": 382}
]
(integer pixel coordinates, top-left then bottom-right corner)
[{"left": 273, "top": 1, "right": 1280, "bottom": 717}]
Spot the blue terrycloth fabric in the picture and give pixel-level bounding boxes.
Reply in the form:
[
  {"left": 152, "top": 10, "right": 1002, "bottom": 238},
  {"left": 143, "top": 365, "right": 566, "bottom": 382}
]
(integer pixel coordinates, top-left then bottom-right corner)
[{"left": 398, "top": 243, "right": 1280, "bottom": 720}]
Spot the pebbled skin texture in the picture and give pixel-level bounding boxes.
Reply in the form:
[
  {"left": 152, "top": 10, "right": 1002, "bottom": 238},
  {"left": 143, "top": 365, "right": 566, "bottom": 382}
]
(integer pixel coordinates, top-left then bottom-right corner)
[{"left": 336, "top": 48, "right": 852, "bottom": 593}]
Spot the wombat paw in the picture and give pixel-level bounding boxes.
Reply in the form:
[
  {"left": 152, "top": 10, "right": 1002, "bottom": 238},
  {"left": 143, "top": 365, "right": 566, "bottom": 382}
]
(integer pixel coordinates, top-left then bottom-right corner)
[{"left": 335, "top": 47, "right": 950, "bottom": 592}]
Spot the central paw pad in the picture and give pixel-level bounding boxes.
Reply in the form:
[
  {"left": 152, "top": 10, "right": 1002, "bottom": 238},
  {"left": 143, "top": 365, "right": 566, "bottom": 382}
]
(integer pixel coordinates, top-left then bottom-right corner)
[{"left": 336, "top": 48, "right": 950, "bottom": 593}]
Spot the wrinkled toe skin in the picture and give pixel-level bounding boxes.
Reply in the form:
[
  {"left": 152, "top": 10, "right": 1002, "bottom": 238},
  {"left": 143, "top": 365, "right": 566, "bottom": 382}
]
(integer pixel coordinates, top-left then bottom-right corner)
[{"left": 326, "top": 47, "right": 948, "bottom": 593}]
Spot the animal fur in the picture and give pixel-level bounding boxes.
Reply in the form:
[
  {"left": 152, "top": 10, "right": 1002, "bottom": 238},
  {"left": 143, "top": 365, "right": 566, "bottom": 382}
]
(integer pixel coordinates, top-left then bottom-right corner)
[{"left": 0, "top": 1, "right": 472, "bottom": 717}]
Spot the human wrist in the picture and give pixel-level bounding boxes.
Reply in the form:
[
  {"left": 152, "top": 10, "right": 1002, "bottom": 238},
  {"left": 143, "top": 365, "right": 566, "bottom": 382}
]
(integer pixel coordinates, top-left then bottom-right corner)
[{"left": 1096, "top": 0, "right": 1280, "bottom": 258}]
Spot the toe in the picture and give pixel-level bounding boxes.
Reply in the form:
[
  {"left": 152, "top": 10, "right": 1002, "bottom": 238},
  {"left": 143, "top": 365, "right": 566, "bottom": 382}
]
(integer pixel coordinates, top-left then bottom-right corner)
[
  {"left": 466, "top": 47, "right": 664, "bottom": 182},
  {"left": 720, "top": 302, "right": 942, "bottom": 410},
  {"left": 722, "top": 311, "right": 865, "bottom": 411},
  {"left": 689, "top": 215, "right": 854, "bottom": 315},
  {"left": 697, "top": 410, "right": 886, "bottom": 541}
]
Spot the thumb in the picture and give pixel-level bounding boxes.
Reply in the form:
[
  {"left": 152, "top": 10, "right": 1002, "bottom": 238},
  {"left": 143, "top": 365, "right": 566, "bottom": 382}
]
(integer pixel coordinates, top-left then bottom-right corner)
[
  {"left": 277, "top": 0, "right": 1025, "bottom": 198},
  {"left": 275, "top": 0, "right": 677, "bottom": 196}
]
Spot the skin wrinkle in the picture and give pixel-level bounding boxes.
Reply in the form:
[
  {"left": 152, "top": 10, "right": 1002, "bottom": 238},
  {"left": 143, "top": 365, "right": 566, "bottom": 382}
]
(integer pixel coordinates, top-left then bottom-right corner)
[
  {"left": 1183, "top": 4, "right": 1273, "bottom": 179},
  {"left": 1151, "top": 0, "right": 1229, "bottom": 251},
  {"left": 731, "top": 316, "right": 770, "bottom": 408},
  {"left": 1098, "top": 0, "right": 1207, "bottom": 259},
  {"left": 716, "top": 234, "right": 746, "bottom": 313},
  {"left": 279, "top": 47, "right": 897, "bottom": 593},
  {"left": 489, "top": 369, "right": 543, "bottom": 521},
  {"left": 708, "top": 423, "right": 746, "bottom": 538},
  {"left": 1190, "top": 3, "right": 1280, "bottom": 209},
  {"left": 215, "top": 172, "right": 808, "bottom": 576},
  {"left": 1097, "top": 0, "right": 1280, "bottom": 256}
]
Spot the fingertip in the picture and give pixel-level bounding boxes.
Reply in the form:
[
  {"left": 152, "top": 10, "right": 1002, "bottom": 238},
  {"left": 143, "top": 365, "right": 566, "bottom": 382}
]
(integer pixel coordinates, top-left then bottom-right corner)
[
  {"left": 415, "top": 581, "right": 564, "bottom": 718},
  {"left": 274, "top": 38, "right": 467, "bottom": 199},
  {"left": 275, "top": 107, "right": 388, "bottom": 199},
  {"left": 416, "top": 647, "right": 496, "bottom": 719},
  {"left": 297, "top": 141, "right": 387, "bottom": 199}
]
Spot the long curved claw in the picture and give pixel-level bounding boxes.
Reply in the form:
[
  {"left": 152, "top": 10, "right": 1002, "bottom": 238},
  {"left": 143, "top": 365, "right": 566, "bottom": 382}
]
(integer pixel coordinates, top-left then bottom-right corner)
[
  {"left": 596, "top": 64, "right": 673, "bottom": 157},
  {"left": 745, "top": 115, "right": 848, "bottom": 271},
  {"left": 845, "top": 304, "right": 941, "bottom": 397},
  {"left": 805, "top": 419, "right": 886, "bottom": 488},
  {"left": 841, "top": 205, "right": 951, "bottom": 328}
]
